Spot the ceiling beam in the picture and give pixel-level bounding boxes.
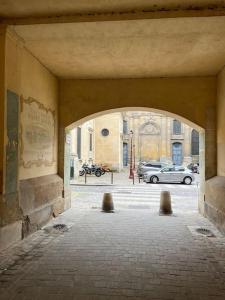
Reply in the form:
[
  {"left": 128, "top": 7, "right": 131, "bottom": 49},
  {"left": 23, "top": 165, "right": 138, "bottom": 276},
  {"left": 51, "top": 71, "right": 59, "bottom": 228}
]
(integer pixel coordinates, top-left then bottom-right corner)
[{"left": 1, "top": 6, "right": 225, "bottom": 25}]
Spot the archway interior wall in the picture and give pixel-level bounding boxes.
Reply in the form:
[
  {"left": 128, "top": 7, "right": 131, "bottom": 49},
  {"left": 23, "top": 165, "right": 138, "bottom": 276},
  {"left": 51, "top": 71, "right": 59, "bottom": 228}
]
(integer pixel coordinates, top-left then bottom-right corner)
[
  {"left": 0, "top": 29, "right": 64, "bottom": 251},
  {"left": 204, "top": 66, "right": 225, "bottom": 234},
  {"left": 59, "top": 77, "right": 216, "bottom": 180},
  {"left": 59, "top": 77, "right": 216, "bottom": 130},
  {"left": 58, "top": 77, "right": 217, "bottom": 226}
]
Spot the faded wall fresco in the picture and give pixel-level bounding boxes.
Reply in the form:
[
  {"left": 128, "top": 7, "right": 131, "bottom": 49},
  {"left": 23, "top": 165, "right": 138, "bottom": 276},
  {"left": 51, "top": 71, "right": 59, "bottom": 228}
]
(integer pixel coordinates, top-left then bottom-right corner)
[
  {"left": 6, "top": 90, "right": 19, "bottom": 194},
  {"left": 20, "top": 97, "right": 55, "bottom": 168}
]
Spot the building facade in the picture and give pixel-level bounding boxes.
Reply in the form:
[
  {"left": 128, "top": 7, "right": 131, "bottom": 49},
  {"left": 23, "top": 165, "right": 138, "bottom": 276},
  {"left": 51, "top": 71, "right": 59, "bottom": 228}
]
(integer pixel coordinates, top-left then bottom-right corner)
[
  {"left": 124, "top": 112, "right": 199, "bottom": 168},
  {"left": 70, "top": 120, "right": 95, "bottom": 178},
  {"left": 70, "top": 111, "right": 199, "bottom": 176}
]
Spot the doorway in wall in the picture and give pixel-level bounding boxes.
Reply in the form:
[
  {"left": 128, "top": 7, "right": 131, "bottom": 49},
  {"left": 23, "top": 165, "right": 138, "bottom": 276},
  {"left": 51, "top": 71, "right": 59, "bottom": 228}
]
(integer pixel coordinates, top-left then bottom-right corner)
[
  {"left": 172, "top": 142, "right": 183, "bottom": 165},
  {"left": 123, "top": 143, "right": 128, "bottom": 167}
]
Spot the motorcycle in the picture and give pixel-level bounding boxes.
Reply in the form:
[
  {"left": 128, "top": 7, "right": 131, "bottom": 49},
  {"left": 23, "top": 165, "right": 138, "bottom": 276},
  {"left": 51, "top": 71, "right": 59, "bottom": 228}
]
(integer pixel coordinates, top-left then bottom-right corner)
[
  {"left": 90, "top": 164, "right": 102, "bottom": 177},
  {"left": 100, "top": 165, "right": 111, "bottom": 175},
  {"left": 79, "top": 163, "right": 102, "bottom": 177},
  {"left": 79, "top": 163, "right": 91, "bottom": 176}
]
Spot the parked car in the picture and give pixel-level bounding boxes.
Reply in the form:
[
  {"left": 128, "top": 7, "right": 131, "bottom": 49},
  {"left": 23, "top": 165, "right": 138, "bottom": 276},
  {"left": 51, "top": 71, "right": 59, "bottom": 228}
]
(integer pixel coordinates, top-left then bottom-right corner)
[
  {"left": 143, "top": 166, "right": 195, "bottom": 184},
  {"left": 137, "top": 161, "right": 168, "bottom": 177}
]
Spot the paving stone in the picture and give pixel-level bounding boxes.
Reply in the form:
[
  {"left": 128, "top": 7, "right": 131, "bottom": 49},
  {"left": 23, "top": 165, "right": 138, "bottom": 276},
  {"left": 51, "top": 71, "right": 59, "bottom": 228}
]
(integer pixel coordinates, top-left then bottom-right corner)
[{"left": 0, "top": 184, "right": 225, "bottom": 300}]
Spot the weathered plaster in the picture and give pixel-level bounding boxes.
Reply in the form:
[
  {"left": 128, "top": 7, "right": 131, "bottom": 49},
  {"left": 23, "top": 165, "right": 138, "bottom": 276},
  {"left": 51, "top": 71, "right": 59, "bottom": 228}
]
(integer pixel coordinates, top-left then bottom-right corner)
[
  {"left": 0, "top": 1, "right": 224, "bottom": 18},
  {"left": 19, "top": 174, "right": 64, "bottom": 237},
  {"left": 11, "top": 16, "right": 225, "bottom": 79},
  {"left": 59, "top": 77, "right": 216, "bottom": 130},
  {"left": 5, "top": 30, "right": 59, "bottom": 180},
  {"left": 205, "top": 176, "right": 225, "bottom": 234},
  {"left": 0, "top": 29, "right": 62, "bottom": 250},
  {"left": 1, "top": 0, "right": 225, "bottom": 25},
  {"left": 217, "top": 67, "right": 225, "bottom": 176},
  {"left": 0, "top": 26, "right": 6, "bottom": 194},
  {"left": 6, "top": 90, "right": 19, "bottom": 194},
  {"left": 203, "top": 67, "right": 225, "bottom": 233}
]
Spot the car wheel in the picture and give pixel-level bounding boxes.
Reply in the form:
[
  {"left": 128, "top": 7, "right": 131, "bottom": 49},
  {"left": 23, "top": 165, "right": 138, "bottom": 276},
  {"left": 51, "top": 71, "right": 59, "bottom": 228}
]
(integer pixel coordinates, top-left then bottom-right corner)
[
  {"left": 183, "top": 176, "right": 192, "bottom": 185},
  {"left": 151, "top": 176, "right": 159, "bottom": 184}
]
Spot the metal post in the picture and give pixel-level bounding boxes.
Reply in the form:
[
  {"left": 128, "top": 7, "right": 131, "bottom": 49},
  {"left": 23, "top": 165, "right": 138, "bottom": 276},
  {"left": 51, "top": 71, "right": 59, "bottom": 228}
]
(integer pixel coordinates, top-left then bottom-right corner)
[
  {"left": 111, "top": 171, "right": 114, "bottom": 184},
  {"left": 129, "top": 130, "right": 134, "bottom": 179},
  {"left": 132, "top": 174, "right": 135, "bottom": 185},
  {"left": 138, "top": 176, "right": 141, "bottom": 184},
  {"left": 85, "top": 171, "right": 87, "bottom": 184},
  {"left": 133, "top": 144, "right": 136, "bottom": 170}
]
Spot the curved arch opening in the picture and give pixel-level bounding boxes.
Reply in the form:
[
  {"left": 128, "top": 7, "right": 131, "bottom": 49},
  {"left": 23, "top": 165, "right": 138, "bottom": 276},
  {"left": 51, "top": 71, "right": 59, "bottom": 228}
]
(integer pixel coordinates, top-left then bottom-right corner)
[
  {"left": 64, "top": 107, "right": 205, "bottom": 216},
  {"left": 66, "top": 107, "right": 204, "bottom": 132}
]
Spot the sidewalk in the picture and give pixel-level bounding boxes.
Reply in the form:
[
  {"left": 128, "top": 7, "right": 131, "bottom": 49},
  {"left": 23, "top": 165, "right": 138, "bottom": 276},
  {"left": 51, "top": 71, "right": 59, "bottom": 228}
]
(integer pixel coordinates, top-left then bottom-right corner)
[
  {"left": 71, "top": 170, "right": 200, "bottom": 186},
  {"left": 71, "top": 170, "right": 143, "bottom": 186}
]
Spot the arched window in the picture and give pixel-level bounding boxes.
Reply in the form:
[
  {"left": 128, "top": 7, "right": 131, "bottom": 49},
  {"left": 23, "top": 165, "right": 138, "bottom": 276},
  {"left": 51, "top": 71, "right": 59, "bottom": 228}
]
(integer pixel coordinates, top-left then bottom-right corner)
[
  {"left": 191, "top": 129, "right": 199, "bottom": 155},
  {"left": 173, "top": 120, "right": 181, "bottom": 135}
]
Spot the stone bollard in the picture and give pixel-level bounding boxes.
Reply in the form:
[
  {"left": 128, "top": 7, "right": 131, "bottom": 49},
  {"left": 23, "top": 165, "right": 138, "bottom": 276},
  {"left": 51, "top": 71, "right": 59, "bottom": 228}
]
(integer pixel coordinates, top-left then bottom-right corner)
[
  {"left": 159, "top": 191, "right": 172, "bottom": 215},
  {"left": 102, "top": 193, "right": 114, "bottom": 212}
]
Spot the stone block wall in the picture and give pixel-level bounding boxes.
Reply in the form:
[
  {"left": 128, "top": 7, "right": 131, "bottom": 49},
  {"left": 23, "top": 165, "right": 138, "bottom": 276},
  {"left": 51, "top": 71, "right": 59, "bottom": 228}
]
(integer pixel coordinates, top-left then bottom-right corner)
[
  {"left": 204, "top": 67, "right": 225, "bottom": 233},
  {"left": 20, "top": 175, "right": 64, "bottom": 237},
  {"left": 205, "top": 177, "right": 225, "bottom": 234}
]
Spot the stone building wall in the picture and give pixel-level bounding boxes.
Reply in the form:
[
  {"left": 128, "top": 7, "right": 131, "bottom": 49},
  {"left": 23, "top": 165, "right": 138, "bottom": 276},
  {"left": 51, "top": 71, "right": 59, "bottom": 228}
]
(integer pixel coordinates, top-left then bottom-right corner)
[
  {"left": 70, "top": 120, "right": 94, "bottom": 178},
  {"left": 70, "top": 111, "right": 198, "bottom": 174},
  {"left": 94, "top": 113, "right": 123, "bottom": 171},
  {"left": 110, "top": 111, "right": 197, "bottom": 167}
]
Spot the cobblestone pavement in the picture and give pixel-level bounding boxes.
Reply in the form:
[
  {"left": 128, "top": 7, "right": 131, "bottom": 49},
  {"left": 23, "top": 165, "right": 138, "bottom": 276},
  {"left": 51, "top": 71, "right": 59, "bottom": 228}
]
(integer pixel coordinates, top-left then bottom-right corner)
[{"left": 1, "top": 184, "right": 225, "bottom": 300}]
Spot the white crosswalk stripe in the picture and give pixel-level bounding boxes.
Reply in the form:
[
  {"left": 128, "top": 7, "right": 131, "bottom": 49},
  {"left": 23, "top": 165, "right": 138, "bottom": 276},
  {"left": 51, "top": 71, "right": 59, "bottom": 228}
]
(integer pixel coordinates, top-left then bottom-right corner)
[
  {"left": 72, "top": 183, "right": 198, "bottom": 213},
  {"left": 109, "top": 184, "right": 197, "bottom": 211}
]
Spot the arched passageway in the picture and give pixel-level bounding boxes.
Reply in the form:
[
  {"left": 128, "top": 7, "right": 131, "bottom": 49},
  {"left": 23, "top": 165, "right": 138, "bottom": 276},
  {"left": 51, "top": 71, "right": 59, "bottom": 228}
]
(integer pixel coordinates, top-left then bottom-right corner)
[{"left": 61, "top": 107, "right": 205, "bottom": 216}]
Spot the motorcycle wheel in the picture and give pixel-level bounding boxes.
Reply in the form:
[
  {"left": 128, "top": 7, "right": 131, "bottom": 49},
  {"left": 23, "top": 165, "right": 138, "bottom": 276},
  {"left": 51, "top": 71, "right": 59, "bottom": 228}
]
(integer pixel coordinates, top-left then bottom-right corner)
[
  {"left": 101, "top": 170, "right": 105, "bottom": 175},
  {"left": 79, "top": 170, "right": 85, "bottom": 176},
  {"left": 95, "top": 170, "right": 102, "bottom": 177}
]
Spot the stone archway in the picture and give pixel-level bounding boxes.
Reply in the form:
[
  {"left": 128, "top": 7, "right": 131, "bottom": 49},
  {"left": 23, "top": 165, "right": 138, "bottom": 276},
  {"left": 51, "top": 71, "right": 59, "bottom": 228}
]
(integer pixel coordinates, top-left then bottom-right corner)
[{"left": 60, "top": 106, "right": 206, "bottom": 217}]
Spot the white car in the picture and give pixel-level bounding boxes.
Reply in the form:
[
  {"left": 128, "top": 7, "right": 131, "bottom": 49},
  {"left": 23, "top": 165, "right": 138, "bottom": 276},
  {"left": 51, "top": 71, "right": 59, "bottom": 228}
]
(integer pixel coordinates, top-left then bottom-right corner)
[{"left": 143, "top": 166, "right": 195, "bottom": 185}]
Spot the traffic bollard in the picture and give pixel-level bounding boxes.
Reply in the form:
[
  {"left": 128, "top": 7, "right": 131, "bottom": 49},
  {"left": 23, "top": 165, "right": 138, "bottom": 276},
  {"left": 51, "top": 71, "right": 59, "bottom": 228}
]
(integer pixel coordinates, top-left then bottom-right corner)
[
  {"left": 159, "top": 191, "right": 172, "bottom": 215},
  {"left": 102, "top": 193, "right": 114, "bottom": 212}
]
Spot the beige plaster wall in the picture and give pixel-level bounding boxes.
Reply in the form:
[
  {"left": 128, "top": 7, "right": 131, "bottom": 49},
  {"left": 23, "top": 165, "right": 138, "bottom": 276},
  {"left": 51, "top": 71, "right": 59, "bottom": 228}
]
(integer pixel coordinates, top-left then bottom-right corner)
[
  {"left": 94, "top": 113, "right": 122, "bottom": 170},
  {"left": 5, "top": 30, "right": 58, "bottom": 180},
  {"left": 0, "top": 26, "right": 5, "bottom": 194},
  {"left": 59, "top": 77, "right": 216, "bottom": 130},
  {"left": 217, "top": 67, "right": 225, "bottom": 176},
  {"left": 59, "top": 77, "right": 217, "bottom": 180}
]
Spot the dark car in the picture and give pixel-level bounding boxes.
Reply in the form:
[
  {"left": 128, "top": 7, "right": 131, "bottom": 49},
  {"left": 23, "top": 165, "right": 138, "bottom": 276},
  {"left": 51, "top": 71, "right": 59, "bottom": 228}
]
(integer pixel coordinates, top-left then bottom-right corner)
[
  {"left": 137, "top": 161, "right": 168, "bottom": 177},
  {"left": 187, "top": 163, "right": 199, "bottom": 174}
]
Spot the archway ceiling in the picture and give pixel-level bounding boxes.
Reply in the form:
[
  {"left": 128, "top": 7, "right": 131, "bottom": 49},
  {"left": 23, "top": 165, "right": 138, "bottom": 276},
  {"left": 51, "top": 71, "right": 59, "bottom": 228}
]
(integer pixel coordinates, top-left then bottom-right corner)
[
  {"left": 2, "top": 0, "right": 225, "bottom": 79},
  {"left": 11, "top": 15, "right": 225, "bottom": 79}
]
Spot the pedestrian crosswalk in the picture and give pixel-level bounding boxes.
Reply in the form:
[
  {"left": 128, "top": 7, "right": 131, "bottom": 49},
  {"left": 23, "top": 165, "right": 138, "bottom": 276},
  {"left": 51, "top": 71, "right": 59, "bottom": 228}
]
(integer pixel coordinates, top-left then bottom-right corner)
[
  {"left": 111, "top": 185, "right": 196, "bottom": 211},
  {"left": 72, "top": 183, "right": 198, "bottom": 213}
]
